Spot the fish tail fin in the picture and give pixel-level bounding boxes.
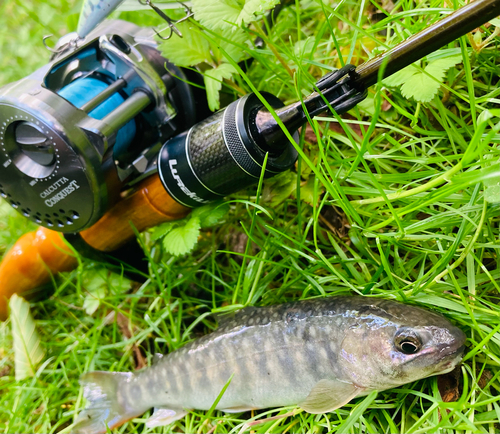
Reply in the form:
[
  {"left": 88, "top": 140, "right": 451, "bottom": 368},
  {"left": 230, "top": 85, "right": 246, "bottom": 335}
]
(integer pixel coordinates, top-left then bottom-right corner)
[{"left": 73, "top": 371, "right": 142, "bottom": 434}]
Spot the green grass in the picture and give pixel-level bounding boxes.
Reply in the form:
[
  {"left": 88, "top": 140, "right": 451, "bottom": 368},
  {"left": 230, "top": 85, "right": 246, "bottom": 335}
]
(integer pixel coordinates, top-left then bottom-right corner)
[{"left": 1, "top": 0, "right": 500, "bottom": 433}]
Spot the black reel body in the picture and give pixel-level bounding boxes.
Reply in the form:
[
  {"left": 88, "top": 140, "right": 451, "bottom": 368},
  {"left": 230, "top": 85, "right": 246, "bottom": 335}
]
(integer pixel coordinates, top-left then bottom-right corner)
[{"left": 0, "top": 20, "right": 207, "bottom": 232}]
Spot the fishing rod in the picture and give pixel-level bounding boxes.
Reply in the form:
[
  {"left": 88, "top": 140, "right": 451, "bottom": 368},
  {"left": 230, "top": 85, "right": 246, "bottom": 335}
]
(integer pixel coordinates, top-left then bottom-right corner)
[{"left": 0, "top": 0, "right": 499, "bottom": 320}]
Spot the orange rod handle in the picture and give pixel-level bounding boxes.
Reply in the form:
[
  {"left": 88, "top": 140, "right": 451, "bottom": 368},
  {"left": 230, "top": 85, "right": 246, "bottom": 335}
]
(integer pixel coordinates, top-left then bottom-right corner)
[
  {"left": 80, "top": 173, "right": 190, "bottom": 252},
  {"left": 0, "top": 173, "right": 190, "bottom": 319},
  {"left": 0, "top": 227, "right": 77, "bottom": 320}
]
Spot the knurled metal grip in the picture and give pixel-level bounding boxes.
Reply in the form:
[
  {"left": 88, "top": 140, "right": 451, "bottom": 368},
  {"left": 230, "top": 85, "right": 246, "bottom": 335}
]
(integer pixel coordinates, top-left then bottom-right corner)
[{"left": 158, "top": 92, "right": 298, "bottom": 208}]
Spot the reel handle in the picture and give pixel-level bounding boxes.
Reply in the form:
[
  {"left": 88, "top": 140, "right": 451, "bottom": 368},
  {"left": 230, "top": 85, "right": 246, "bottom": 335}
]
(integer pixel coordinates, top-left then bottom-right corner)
[{"left": 0, "top": 173, "right": 190, "bottom": 319}]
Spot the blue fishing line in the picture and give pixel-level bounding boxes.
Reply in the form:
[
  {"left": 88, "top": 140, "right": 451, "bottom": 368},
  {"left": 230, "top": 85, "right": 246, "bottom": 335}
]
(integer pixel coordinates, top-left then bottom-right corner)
[{"left": 58, "top": 76, "right": 136, "bottom": 156}]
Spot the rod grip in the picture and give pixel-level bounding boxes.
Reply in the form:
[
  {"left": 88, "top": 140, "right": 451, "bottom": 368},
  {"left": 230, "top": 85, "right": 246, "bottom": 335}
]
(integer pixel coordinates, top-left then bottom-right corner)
[
  {"left": 80, "top": 173, "right": 190, "bottom": 252},
  {"left": 0, "top": 227, "right": 77, "bottom": 320},
  {"left": 158, "top": 93, "right": 298, "bottom": 207}
]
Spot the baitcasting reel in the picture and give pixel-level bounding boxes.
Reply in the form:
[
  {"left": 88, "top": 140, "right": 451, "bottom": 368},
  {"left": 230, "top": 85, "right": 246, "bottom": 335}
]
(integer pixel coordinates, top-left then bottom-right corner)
[{"left": 0, "top": 20, "right": 208, "bottom": 232}]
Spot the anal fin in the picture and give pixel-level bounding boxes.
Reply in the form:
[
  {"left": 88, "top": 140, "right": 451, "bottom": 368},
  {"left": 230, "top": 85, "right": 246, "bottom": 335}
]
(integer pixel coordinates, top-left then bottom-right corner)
[
  {"left": 300, "top": 379, "right": 364, "bottom": 414},
  {"left": 145, "top": 407, "right": 188, "bottom": 428}
]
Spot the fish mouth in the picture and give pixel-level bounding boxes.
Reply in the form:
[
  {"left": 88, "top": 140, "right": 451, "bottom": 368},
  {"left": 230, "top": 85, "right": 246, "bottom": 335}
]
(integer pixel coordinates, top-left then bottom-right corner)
[
  {"left": 436, "top": 344, "right": 466, "bottom": 373},
  {"left": 434, "top": 327, "right": 466, "bottom": 373}
]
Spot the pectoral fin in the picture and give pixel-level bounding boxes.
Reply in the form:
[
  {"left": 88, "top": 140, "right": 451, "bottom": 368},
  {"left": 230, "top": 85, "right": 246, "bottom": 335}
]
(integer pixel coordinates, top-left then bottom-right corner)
[
  {"left": 300, "top": 379, "right": 364, "bottom": 414},
  {"left": 145, "top": 407, "right": 188, "bottom": 428},
  {"left": 220, "top": 405, "right": 256, "bottom": 414}
]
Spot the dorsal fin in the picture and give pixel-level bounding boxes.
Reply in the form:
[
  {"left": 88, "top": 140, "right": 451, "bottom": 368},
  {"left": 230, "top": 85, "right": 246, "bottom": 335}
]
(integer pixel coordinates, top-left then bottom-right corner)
[
  {"left": 152, "top": 353, "right": 164, "bottom": 365},
  {"left": 215, "top": 306, "right": 260, "bottom": 329}
]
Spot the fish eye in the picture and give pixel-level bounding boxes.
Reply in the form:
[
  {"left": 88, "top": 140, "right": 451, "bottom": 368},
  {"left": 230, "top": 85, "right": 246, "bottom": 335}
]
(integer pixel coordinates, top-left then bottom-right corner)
[{"left": 394, "top": 331, "right": 422, "bottom": 355}]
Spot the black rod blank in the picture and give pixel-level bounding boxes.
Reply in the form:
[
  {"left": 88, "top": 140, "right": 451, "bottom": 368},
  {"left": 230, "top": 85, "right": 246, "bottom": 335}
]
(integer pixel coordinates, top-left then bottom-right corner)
[{"left": 351, "top": 0, "right": 500, "bottom": 89}]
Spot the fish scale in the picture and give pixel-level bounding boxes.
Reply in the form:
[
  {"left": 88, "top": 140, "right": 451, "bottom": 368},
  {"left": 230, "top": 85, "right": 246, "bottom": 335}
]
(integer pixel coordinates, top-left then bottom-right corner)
[
  {"left": 74, "top": 296, "right": 466, "bottom": 433},
  {"left": 117, "top": 309, "right": 339, "bottom": 411}
]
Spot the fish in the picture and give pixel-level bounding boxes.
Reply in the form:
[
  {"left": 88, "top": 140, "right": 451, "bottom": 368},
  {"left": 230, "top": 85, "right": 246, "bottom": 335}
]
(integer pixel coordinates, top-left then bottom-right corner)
[{"left": 72, "top": 296, "right": 466, "bottom": 433}]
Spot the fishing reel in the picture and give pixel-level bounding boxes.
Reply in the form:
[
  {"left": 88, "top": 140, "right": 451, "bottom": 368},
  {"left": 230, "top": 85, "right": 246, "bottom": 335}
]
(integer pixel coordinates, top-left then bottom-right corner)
[{"left": 0, "top": 20, "right": 208, "bottom": 233}]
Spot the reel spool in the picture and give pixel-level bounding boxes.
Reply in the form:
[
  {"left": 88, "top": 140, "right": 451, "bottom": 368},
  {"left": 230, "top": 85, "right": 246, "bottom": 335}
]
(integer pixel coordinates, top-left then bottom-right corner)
[{"left": 0, "top": 20, "right": 208, "bottom": 233}]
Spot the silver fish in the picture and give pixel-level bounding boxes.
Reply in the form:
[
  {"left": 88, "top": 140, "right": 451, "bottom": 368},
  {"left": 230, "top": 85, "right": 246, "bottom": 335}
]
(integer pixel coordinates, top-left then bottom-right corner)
[{"left": 73, "top": 296, "right": 466, "bottom": 433}]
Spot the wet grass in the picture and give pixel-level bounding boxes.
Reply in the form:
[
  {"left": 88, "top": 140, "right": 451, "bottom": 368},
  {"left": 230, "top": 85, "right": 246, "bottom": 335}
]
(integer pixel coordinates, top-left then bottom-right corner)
[{"left": 0, "top": 0, "right": 499, "bottom": 433}]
